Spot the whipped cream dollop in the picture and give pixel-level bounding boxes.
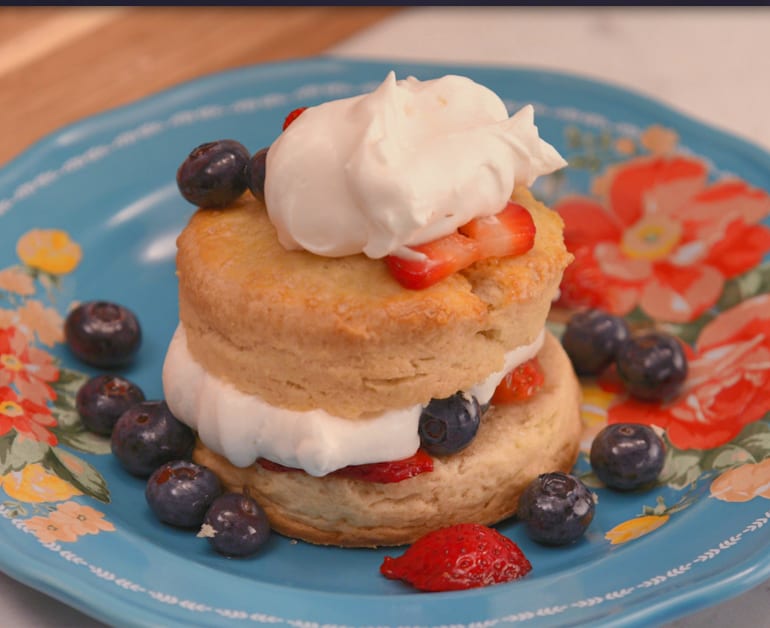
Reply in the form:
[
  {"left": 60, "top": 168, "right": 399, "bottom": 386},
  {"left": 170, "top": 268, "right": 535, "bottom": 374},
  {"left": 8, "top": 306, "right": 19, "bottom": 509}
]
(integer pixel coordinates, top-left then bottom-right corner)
[
  {"left": 162, "top": 325, "right": 545, "bottom": 476},
  {"left": 265, "top": 71, "right": 566, "bottom": 259}
]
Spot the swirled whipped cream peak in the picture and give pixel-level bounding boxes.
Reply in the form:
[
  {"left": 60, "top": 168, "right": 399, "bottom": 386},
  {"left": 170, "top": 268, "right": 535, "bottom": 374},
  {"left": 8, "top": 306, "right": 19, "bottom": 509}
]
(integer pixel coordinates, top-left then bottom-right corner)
[{"left": 264, "top": 71, "right": 567, "bottom": 259}]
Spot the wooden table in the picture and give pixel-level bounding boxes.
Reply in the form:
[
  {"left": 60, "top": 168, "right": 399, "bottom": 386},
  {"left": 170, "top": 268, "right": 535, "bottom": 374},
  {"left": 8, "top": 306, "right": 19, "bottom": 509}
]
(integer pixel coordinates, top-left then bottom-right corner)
[{"left": 0, "top": 6, "right": 400, "bottom": 167}]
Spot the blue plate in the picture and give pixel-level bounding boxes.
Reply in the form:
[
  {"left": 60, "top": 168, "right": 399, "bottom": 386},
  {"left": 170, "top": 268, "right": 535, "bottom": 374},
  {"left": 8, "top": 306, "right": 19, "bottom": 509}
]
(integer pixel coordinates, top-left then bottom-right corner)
[{"left": 1, "top": 57, "right": 769, "bottom": 628}]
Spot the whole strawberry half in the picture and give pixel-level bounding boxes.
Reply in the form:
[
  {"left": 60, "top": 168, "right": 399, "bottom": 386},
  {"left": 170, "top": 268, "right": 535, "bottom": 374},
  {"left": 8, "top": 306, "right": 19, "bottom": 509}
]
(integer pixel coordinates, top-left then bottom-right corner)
[{"left": 380, "top": 523, "right": 532, "bottom": 591}]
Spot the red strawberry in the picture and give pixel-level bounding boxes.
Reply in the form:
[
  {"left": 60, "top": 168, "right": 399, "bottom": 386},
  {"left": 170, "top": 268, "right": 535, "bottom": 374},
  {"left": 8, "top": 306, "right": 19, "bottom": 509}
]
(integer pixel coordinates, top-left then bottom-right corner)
[
  {"left": 333, "top": 448, "right": 433, "bottom": 483},
  {"left": 459, "top": 201, "right": 536, "bottom": 259},
  {"left": 256, "top": 449, "right": 434, "bottom": 484},
  {"left": 491, "top": 357, "right": 545, "bottom": 404},
  {"left": 282, "top": 107, "right": 307, "bottom": 131},
  {"left": 380, "top": 523, "right": 532, "bottom": 591},
  {"left": 385, "top": 232, "right": 480, "bottom": 290}
]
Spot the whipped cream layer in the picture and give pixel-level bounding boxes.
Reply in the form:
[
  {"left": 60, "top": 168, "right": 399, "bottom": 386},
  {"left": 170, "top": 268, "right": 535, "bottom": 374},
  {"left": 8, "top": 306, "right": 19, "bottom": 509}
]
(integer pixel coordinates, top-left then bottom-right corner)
[
  {"left": 265, "top": 71, "right": 566, "bottom": 259},
  {"left": 162, "top": 325, "right": 545, "bottom": 477}
]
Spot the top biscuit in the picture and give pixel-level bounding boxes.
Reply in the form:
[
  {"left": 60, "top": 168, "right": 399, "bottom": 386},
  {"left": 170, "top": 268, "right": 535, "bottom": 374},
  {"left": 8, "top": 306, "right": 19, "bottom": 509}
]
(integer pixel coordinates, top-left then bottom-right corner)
[{"left": 176, "top": 186, "right": 572, "bottom": 419}]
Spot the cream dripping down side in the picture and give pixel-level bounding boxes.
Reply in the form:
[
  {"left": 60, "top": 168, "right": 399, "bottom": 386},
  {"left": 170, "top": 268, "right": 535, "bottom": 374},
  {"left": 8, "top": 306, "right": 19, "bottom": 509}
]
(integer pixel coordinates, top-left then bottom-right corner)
[{"left": 162, "top": 325, "right": 545, "bottom": 477}]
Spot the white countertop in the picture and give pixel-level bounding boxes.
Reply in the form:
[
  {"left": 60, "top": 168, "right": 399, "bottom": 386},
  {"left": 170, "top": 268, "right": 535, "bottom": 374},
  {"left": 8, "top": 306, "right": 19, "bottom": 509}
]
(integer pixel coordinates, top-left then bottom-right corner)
[{"left": 3, "top": 6, "right": 769, "bottom": 627}]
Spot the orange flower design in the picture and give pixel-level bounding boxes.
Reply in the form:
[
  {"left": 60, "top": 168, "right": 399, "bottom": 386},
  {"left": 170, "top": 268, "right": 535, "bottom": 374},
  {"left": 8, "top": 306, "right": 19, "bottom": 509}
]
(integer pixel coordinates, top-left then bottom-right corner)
[
  {"left": 556, "top": 155, "right": 770, "bottom": 322},
  {"left": 16, "top": 229, "right": 82, "bottom": 275},
  {"left": 0, "top": 267, "right": 35, "bottom": 296},
  {"left": 0, "top": 326, "right": 58, "bottom": 404},
  {"left": 16, "top": 300, "right": 65, "bottom": 347},
  {"left": 710, "top": 458, "right": 770, "bottom": 503},
  {"left": 24, "top": 514, "right": 80, "bottom": 544},
  {"left": 605, "top": 514, "right": 669, "bottom": 545},
  {"left": 50, "top": 501, "right": 115, "bottom": 535},
  {"left": 608, "top": 294, "right": 770, "bottom": 450},
  {"left": 0, "top": 386, "right": 57, "bottom": 445},
  {"left": 1, "top": 463, "right": 81, "bottom": 503}
]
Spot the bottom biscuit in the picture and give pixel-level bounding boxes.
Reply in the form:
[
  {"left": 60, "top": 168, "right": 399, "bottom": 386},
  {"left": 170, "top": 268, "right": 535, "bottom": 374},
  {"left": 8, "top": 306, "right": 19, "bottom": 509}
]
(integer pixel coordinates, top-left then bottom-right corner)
[{"left": 194, "top": 331, "right": 582, "bottom": 547}]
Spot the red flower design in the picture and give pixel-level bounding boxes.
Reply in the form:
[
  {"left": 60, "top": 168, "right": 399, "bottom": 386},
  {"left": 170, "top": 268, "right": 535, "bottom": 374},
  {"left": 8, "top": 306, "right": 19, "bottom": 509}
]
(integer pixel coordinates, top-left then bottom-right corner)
[
  {"left": 0, "top": 326, "right": 58, "bottom": 404},
  {"left": 556, "top": 156, "right": 770, "bottom": 322},
  {"left": 608, "top": 294, "right": 770, "bottom": 450},
  {"left": 0, "top": 385, "right": 57, "bottom": 446}
]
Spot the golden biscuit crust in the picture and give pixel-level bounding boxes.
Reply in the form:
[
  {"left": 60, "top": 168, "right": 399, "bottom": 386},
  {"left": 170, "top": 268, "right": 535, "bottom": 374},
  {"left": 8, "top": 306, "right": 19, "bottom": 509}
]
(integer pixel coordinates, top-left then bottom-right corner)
[
  {"left": 176, "top": 187, "right": 572, "bottom": 418},
  {"left": 193, "top": 332, "right": 582, "bottom": 547}
]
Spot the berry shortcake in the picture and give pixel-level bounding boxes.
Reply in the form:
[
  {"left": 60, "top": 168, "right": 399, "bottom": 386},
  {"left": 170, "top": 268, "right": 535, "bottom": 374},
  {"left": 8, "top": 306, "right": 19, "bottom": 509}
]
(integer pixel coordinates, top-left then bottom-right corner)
[{"left": 163, "top": 72, "right": 582, "bottom": 547}]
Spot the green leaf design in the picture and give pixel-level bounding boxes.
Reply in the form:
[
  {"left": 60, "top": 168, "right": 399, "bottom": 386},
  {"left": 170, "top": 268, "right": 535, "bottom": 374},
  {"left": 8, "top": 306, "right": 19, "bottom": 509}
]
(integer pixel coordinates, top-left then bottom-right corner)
[
  {"left": 701, "top": 444, "right": 757, "bottom": 472},
  {"left": 1, "top": 501, "right": 27, "bottom": 519},
  {"left": 730, "top": 419, "right": 770, "bottom": 460},
  {"left": 53, "top": 367, "right": 89, "bottom": 398},
  {"left": 0, "top": 433, "right": 15, "bottom": 476},
  {"left": 42, "top": 448, "right": 110, "bottom": 503},
  {"left": 659, "top": 446, "right": 703, "bottom": 490},
  {"left": 0, "top": 433, "right": 50, "bottom": 475},
  {"left": 717, "top": 262, "right": 770, "bottom": 310},
  {"left": 51, "top": 401, "right": 81, "bottom": 431},
  {"left": 56, "top": 428, "right": 111, "bottom": 455}
]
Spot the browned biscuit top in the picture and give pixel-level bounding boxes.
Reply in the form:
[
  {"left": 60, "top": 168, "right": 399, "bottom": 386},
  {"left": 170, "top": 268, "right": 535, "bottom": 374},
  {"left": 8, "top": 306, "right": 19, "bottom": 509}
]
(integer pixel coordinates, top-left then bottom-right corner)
[{"left": 175, "top": 187, "right": 572, "bottom": 417}]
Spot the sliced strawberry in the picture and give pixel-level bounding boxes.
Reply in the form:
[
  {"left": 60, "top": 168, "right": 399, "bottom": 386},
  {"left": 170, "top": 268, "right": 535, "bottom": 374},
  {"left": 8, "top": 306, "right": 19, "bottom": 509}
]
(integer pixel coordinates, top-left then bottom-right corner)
[
  {"left": 282, "top": 107, "right": 307, "bottom": 131},
  {"left": 385, "top": 232, "right": 480, "bottom": 290},
  {"left": 459, "top": 201, "right": 536, "bottom": 259},
  {"left": 381, "top": 523, "right": 532, "bottom": 591},
  {"left": 333, "top": 448, "right": 434, "bottom": 483},
  {"left": 256, "top": 448, "right": 434, "bottom": 484},
  {"left": 491, "top": 357, "right": 545, "bottom": 404}
]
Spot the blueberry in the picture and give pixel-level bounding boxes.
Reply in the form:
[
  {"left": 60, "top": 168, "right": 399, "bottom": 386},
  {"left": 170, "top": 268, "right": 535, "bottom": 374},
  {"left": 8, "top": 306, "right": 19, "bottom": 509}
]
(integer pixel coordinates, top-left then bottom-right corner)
[
  {"left": 517, "top": 472, "right": 595, "bottom": 546},
  {"left": 246, "top": 147, "right": 268, "bottom": 199},
  {"left": 76, "top": 374, "right": 145, "bottom": 436},
  {"left": 65, "top": 301, "right": 142, "bottom": 368},
  {"left": 201, "top": 493, "right": 271, "bottom": 557},
  {"left": 616, "top": 332, "right": 688, "bottom": 401},
  {"left": 418, "top": 392, "right": 481, "bottom": 456},
  {"left": 561, "top": 309, "right": 630, "bottom": 376},
  {"left": 111, "top": 401, "right": 195, "bottom": 477},
  {"left": 146, "top": 460, "right": 222, "bottom": 528},
  {"left": 176, "top": 139, "right": 250, "bottom": 208},
  {"left": 590, "top": 423, "right": 665, "bottom": 491}
]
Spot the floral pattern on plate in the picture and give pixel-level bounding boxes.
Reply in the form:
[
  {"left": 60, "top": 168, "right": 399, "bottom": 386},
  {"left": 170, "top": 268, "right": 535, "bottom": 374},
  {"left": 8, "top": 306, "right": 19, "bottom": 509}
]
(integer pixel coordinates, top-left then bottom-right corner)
[
  {"left": 0, "top": 229, "right": 112, "bottom": 543},
  {"left": 547, "top": 124, "right": 770, "bottom": 545}
]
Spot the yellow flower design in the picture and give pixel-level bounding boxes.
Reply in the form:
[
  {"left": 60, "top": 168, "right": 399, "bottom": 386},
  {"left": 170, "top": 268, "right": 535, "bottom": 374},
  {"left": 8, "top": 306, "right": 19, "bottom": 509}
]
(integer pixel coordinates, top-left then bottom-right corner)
[
  {"left": 579, "top": 384, "right": 616, "bottom": 453},
  {"left": 640, "top": 124, "right": 679, "bottom": 156},
  {"left": 614, "top": 137, "right": 636, "bottom": 156},
  {"left": 1, "top": 463, "right": 82, "bottom": 503},
  {"left": 16, "top": 229, "right": 82, "bottom": 275},
  {"left": 605, "top": 514, "right": 669, "bottom": 545},
  {"left": 49, "top": 501, "right": 115, "bottom": 535},
  {"left": 710, "top": 458, "right": 770, "bottom": 503},
  {"left": 0, "top": 267, "right": 35, "bottom": 296},
  {"left": 24, "top": 514, "right": 80, "bottom": 544}
]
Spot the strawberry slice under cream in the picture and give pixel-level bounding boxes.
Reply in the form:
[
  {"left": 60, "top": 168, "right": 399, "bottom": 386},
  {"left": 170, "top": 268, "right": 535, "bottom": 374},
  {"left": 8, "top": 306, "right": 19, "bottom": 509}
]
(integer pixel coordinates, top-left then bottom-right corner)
[{"left": 162, "top": 324, "right": 545, "bottom": 477}]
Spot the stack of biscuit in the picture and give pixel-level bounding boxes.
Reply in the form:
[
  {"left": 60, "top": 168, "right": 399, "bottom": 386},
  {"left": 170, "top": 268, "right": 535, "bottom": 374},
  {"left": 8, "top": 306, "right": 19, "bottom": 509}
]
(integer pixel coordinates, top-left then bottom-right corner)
[{"left": 172, "top": 185, "right": 581, "bottom": 547}]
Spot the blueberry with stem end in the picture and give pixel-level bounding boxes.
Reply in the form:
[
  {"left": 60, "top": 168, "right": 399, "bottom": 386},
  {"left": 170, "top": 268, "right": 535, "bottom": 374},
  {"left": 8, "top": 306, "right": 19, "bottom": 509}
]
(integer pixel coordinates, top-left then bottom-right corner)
[
  {"left": 517, "top": 472, "right": 595, "bottom": 546},
  {"left": 177, "top": 139, "right": 251, "bottom": 208},
  {"left": 111, "top": 401, "right": 195, "bottom": 477},
  {"left": 590, "top": 423, "right": 666, "bottom": 490},
  {"left": 76, "top": 374, "right": 145, "bottom": 436},
  {"left": 616, "top": 331, "right": 688, "bottom": 402},
  {"left": 146, "top": 460, "right": 222, "bottom": 528},
  {"left": 200, "top": 493, "right": 271, "bottom": 558},
  {"left": 65, "top": 301, "right": 142, "bottom": 368},
  {"left": 561, "top": 308, "right": 630, "bottom": 376}
]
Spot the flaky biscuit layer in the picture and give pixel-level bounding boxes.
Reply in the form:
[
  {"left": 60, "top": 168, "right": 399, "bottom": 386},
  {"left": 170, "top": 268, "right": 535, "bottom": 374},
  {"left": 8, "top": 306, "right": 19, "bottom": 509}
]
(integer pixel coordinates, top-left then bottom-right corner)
[
  {"left": 177, "top": 187, "right": 572, "bottom": 419},
  {"left": 193, "top": 332, "right": 582, "bottom": 547}
]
